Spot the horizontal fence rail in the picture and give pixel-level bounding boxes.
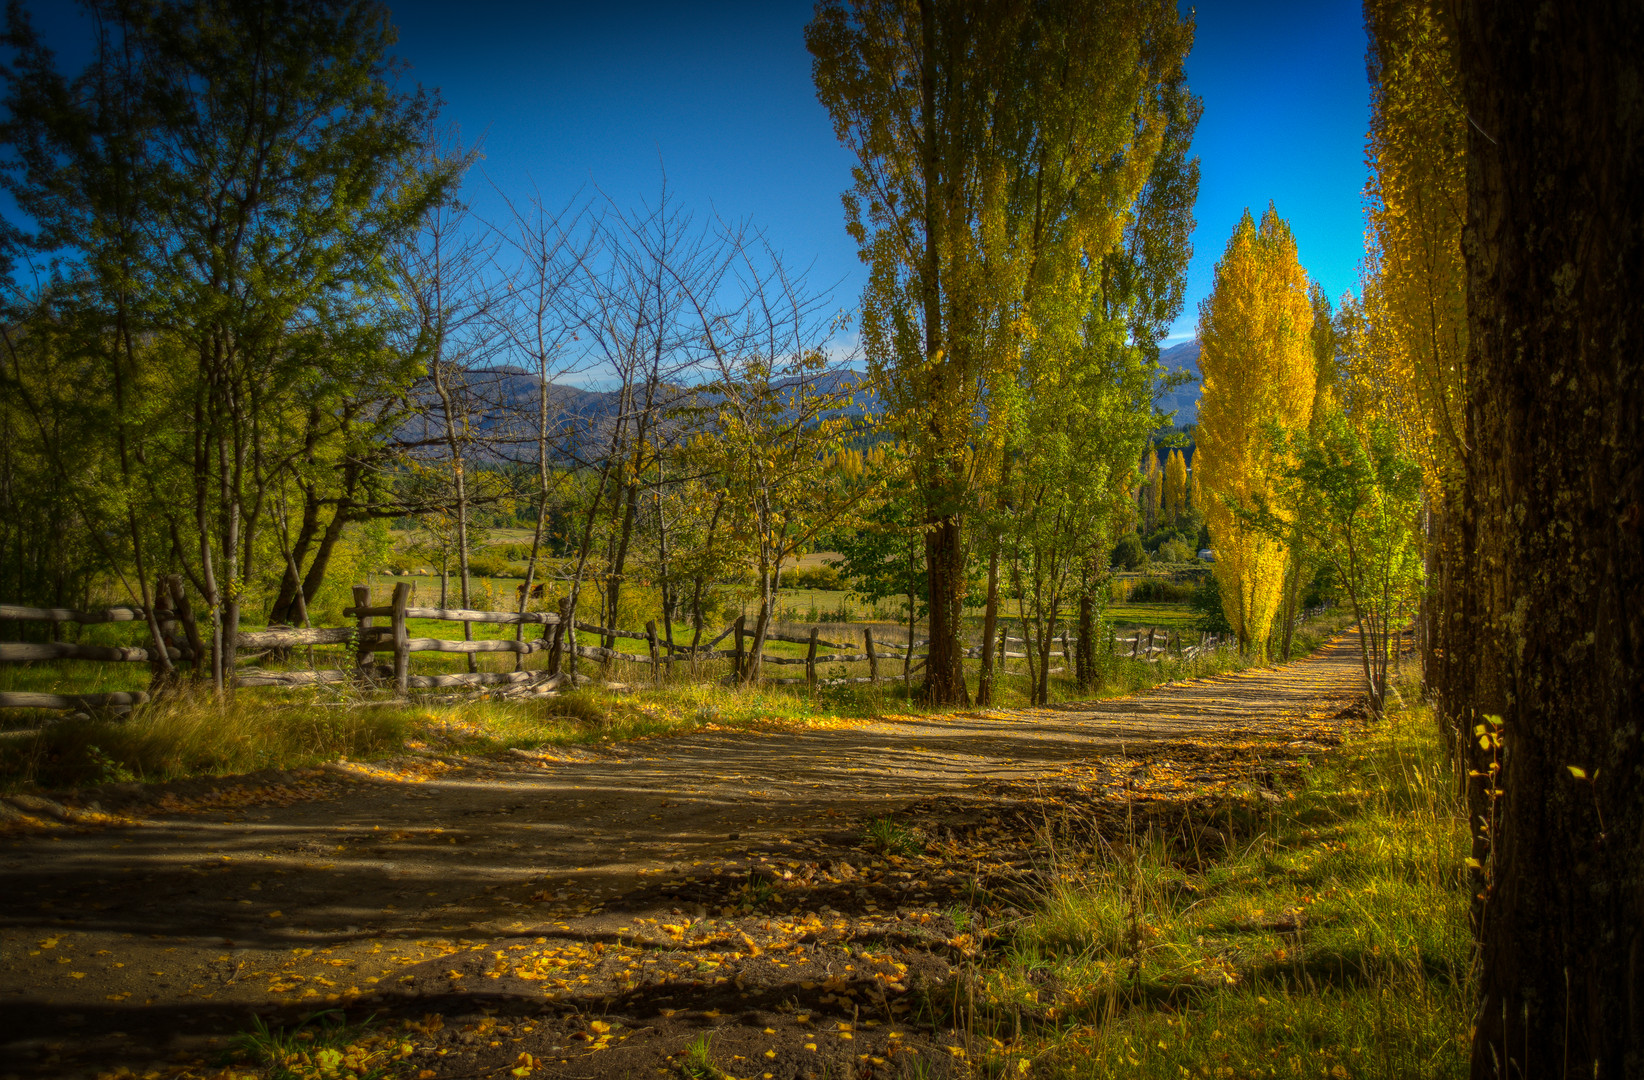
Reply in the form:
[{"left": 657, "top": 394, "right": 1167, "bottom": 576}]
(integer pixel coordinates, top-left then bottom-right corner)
[
  {"left": 0, "top": 604, "right": 150, "bottom": 624},
  {"left": 2, "top": 580, "right": 1244, "bottom": 715}
]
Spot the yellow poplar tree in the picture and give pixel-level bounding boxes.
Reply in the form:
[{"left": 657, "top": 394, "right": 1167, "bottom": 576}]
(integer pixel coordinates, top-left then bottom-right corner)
[
  {"left": 1164, "top": 448, "right": 1188, "bottom": 520},
  {"left": 1145, "top": 451, "right": 1162, "bottom": 529},
  {"left": 1354, "top": 0, "right": 1469, "bottom": 736},
  {"left": 1196, "top": 205, "right": 1316, "bottom": 656},
  {"left": 1357, "top": 0, "right": 1467, "bottom": 491}
]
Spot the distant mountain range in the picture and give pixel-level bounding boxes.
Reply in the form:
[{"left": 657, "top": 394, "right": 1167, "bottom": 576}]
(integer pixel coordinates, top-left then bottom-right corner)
[
  {"left": 404, "top": 350, "right": 1198, "bottom": 461},
  {"left": 397, "top": 367, "right": 876, "bottom": 462},
  {"left": 1156, "top": 338, "right": 1201, "bottom": 428}
]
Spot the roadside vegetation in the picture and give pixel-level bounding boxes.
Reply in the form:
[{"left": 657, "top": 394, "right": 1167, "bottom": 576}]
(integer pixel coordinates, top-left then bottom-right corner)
[
  {"left": 951, "top": 678, "right": 1469, "bottom": 1078},
  {"left": 0, "top": 608, "right": 1354, "bottom": 793}
]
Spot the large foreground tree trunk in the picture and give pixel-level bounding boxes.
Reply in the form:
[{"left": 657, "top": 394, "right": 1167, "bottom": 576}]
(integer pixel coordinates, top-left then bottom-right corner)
[
  {"left": 923, "top": 514, "right": 969, "bottom": 706},
  {"left": 1458, "top": 3, "right": 1644, "bottom": 1076}
]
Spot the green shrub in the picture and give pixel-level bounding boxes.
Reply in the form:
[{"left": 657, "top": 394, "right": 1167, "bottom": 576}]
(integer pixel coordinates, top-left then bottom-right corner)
[
  {"left": 1189, "top": 572, "right": 1233, "bottom": 634},
  {"left": 464, "top": 555, "right": 521, "bottom": 579},
  {"left": 1156, "top": 536, "right": 1196, "bottom": 563},
  {"left": 1111, "top": 532, "right": 1147, "bottom": 570},
  {"left": 1130, "top": 576, "right": 1194, "bottom": 603},
  {"left": 786, "top": 564, "right": 845, "bottom": 591},
  {"left": 1303, "top": 562, "right": 1340, "bottom": 609}
]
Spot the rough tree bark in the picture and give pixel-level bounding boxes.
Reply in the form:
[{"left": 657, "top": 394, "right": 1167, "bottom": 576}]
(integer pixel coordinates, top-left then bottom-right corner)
[{"left": 1456, "top": 1, "right": 1644, "bottom": 1075}]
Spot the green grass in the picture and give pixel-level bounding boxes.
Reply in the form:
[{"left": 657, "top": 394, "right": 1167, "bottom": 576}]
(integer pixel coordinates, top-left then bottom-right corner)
[
  {"left": 1, "top": 595, "right": 1352, "bottom": 792},
  {"left": 863, "top": 816, "right": 926, "bottom": 856},
  {"left": 0, "top": 615, "right": 1353, "bottom": 791},
  {"left": 951, "top": 686, "right": 1471, "bottom": 1079},
  {"left": 1103, "top": 602, "right": 1200, "bottom": 631},
  {"left": 224, "top": 1010, "right": 409, "bottom": 1080},
  {"left": 678, "top": 1031, "right": 727, "bottom": 1079}
]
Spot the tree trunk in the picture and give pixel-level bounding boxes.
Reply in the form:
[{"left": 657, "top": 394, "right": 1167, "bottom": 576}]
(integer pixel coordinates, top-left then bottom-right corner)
[
  {"left": 605, "top": 480, "right": 640, "bottom": 652},
  {"left": 977, "top": 543, "right": 1000, "bottom": 705},
  {"left": 1457, "top": 3, "right": 1644, "bottom": 1075},
  {"left": 922, "top": 514, "right": 969, "bottom": 705},
  {"left": 1278, "top": 542, "right": 1304, "bottom": 661},
  {"left": 1077, "top": 587, "right": 1096, "bottom": 689}
]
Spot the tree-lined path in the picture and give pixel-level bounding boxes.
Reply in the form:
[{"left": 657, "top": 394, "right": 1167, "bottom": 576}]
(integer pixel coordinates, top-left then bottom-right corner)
[{"left": 0, "top": 637, "right": 1365, "bottom": 1079}]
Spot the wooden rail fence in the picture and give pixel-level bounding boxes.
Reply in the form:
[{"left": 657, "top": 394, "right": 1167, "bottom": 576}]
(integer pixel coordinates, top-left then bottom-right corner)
[{"left": 2, "top": 584, "right": 1237, "bottom": 715}]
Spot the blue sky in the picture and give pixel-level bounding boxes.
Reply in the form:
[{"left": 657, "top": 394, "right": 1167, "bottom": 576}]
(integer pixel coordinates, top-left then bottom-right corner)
[{"left": 21, "top": 0, "right": 1370, "bottom": 343}]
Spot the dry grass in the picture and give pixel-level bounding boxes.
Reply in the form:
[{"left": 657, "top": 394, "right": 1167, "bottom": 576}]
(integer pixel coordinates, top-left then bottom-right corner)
[
  {"left": 940, "top": 679, "right": 1472, "bottom": 1079},
  {"left": 0, "top": 614, "right": 1354, "bottom": 793}
]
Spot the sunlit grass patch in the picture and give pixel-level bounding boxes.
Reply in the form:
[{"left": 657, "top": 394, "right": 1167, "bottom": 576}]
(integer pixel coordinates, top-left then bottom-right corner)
[
  {"left": 0, "top": 612, "right": 1356, "bottom": 794},
  {"left": 0, "top": 693, "right": 414, "bottom": 790},
  {"left": 223, "top": 1009, "right": 411, "bottom": 1080},
  {"left": 960, "top": 700, "right": 1471, "bottom": 1079},
  {"left": 863, "top": 816, "right": 925, "bottom": 857}
]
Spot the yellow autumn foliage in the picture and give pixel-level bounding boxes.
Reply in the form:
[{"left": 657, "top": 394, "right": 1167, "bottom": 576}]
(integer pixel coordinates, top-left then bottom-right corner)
[
  {"left": 1352, "top": 0, "right": 1468, "bottom": 499},
  {"left": 1196, "top": 205, "right": 1316, "bottom": 655},
  {"left": 1164, "top": 448, "right": 1188, "bottom": 519}
]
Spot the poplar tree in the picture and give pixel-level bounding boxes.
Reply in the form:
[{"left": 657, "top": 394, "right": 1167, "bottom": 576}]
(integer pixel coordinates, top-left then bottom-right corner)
[
  {"left": 1165, "top": 448, "right": 1188, "bottom": 520},
  {"left": 1144, "top": 451, "right": 1162, "bottom": 530},
  {"left": 807, "top": 0, "right": 1197, "bottom": 704},
  {"left": 1195, "top": 206, "right": 1315, "bottom": 657},
  {"left": 1358, "top": 0, "right": 1469, "bottom": 748}
]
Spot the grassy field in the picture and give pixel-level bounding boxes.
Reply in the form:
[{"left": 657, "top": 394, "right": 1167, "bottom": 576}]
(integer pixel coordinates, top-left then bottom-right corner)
[
  {"left": 959, "top": 684, "right": 1471, "bottom": 1078},
  {"left": 1, "top": 553, "right": 1341, "bottom": 795},
  {"left": 0, "top": 608, "right": 1353, "bottom": 792},
  {"left": 1104, "top": 601, "right": 1201, "bottom": 630}
]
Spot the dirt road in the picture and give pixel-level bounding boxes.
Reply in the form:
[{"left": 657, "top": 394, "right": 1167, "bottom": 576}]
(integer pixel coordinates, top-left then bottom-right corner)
[{"left": 0, "top": 635, "right": 1366, "bottom": 1080}]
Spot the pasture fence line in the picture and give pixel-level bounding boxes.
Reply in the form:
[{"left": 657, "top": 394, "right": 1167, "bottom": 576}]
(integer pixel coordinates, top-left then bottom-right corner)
[{"left": 1, "top": 582, "right": 1233, "bottom": 717}]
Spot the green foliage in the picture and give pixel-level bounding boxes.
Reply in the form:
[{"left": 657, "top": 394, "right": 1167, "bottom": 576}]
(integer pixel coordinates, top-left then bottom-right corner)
[
  {"left": 1129, "top": 577, "right": 1195, "bottom": 603},
  {"left": 1156, "top": 536, "right": 1196, "bottom": 563},
  {"left": 679, "top": 1032, "right": 724, "bottom": 1080},
  {"left": 828, "top": 486, "right": 928, "bottom": 615},
  {"left": 1302, "top": 563, "right": 1340, "bottom": 610},
  {"left": 463, "top": 554, "right": 519, "bottom": 580},
  {"left": 862, "top": 816, "right": 924, "bottom": 857},
  {"left": 1242, "top": 412, "right": 1424, "bottom": 711},
  {"left": 807, "top": 0, "right": 1200, "bottom": 703},
  {"left": 1111, "top": 533, "right": 1148, "bottom": 571},
  {"left": 971, "top": 702, "right": 1470, "bottom": 1079},
  {"left": 784, "top": 564, "right": 846, "bottom": 591},
  {"left": 1189, "top": 573, "right": 1234, "bottom": 635},
  {"left": 0, "top": 0, "right": 453, "bottom": 645},
  {"left": 226, "top": 1010, "right": 397, "bottom": 1080}
]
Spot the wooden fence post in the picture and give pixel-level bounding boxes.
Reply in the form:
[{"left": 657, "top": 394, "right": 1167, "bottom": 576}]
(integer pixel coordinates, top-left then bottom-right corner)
[
  {"left": 1147, "top": 627, "right": 1156, "bottom": 660},
  {"left": 806, "top": 626, "right": 819, "bottom": 691},
  {"left": 1132, "top": 629, "right": 1142, "bottom": 660},
  {"left": 353, "top": 585, "right": 374, "bottom": 679},
  {"left": 864, "top": 626, "right": 878, "bottom": 680},
  {"left": 391, "top": 582, "right": 410, "bottom": 696},
  {"left": 1059, "top": 630, "right": 1072, "bottom": 673},
  {"left": 733, "top": 614, "right": 746, "bottom": 682},
  {"left": 549, "top": 597, "right": 569, "bottom": 676},
  {"left": 646, "top": 620, "right": 660, "bottom": 687}
]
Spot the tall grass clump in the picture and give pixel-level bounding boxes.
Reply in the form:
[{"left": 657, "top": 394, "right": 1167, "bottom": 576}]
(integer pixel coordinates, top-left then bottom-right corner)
[
  {"left": 956, "top": 692, "right": 1472, "bottom": 1079},
  {"left": 0, "top": 694, "right": 413, "bottom": 790}
]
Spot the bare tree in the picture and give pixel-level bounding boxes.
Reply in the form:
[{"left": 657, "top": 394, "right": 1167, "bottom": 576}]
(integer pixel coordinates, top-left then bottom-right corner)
[{"left": 391, "top": 132, "right": 506, "bottom": 669}]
